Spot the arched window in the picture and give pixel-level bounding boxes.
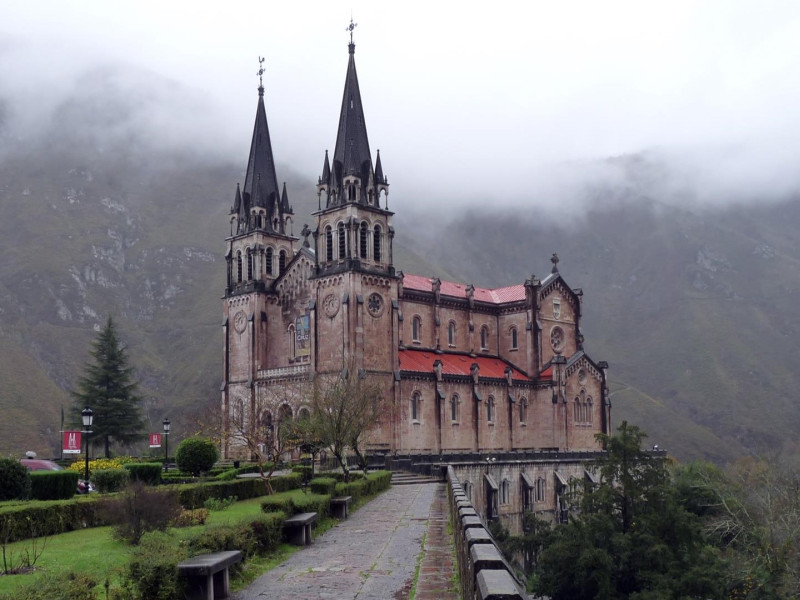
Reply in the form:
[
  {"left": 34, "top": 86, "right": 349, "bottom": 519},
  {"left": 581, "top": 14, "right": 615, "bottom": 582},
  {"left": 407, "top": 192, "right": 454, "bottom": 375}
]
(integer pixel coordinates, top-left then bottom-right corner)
[
  {"left": 411, "top": 392, "right": 421, "bottom": 421},
  {"left": 574, "top": 397, "right": 581, "bottom": 422},
  {"left": 481, "top": 326, "right": 489, "bottom": 350},
  {"left": 451, "top": 394, "right": 459, "bottom": 422},
  {"left": 360, "top": 221, "right": 368, "bottom": 259},
  {"left": 236, "top": 251, "right": 242, "bottom": 283},
  {"left": 288, "top": 324, "right": 296, "bottom": 358},
  {"left": 487, "top": 395, "right": 495, "bottom": 422},
  {"left": 519, "top": 397, "right": 528, "bottom": 423},
  {"left": 448, "top": 322, "right": 456, "bottom": 346},
  {"left": 246, "top": 249, "right": 253, "bottom": 280},
  {"left": 265, "top": 247, "right": 274, "bottom": 275},
  {"left": 338, "top": 222, "right": 346, "bottom": 259},
  {"left": 373, "top": 225, "right": 382, "bottom": 262},
  {"left": 412, "top": 317, "right": 421, "bottom": 342},
  {"left": 500, "top": 479, "right": 510, "bottom": 504},
  {"left": 298, "top": 407, "right": 310, "bottom": 422},
  {"left": 535, "top": 477, "right": 546, "bottom": 502},
  {"left": 325, "top": 226, "right": 333, "bottom": 262},
  {"left": 511, "top": 326, "right": 518, "bottom": 350},
  {"left": 279, "top": 250, "right": 287, "bottom": 275}
]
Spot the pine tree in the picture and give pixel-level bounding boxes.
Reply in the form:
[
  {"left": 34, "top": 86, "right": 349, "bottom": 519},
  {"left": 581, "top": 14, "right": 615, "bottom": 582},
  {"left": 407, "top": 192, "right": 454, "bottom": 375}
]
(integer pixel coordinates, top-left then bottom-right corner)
[{"left": 71, "top": 316, "right": 146, "bottom": 457}]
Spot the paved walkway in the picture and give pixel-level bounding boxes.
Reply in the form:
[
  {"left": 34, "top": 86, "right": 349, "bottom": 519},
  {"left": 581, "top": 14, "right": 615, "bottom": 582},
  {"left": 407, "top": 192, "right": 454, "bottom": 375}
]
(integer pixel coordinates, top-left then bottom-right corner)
[{"left": 232, "top": 482, "right": 458, "bottom": 600}]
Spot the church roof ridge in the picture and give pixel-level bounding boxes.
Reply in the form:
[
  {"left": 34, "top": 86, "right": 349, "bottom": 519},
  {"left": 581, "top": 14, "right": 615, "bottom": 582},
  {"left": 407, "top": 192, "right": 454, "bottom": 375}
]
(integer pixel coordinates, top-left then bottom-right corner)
[
  {"left": 398, "top": 348, "right": 528, "bottom": 381},
  {"left": 403, "top": 273, "right": 526, "bottom": 304}
]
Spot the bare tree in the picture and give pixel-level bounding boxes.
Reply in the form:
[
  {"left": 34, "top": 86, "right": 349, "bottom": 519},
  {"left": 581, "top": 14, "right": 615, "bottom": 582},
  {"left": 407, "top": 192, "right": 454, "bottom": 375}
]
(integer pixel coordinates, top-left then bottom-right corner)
[{"left": 309, "top": 363, "right": 382, "bottom": 482}]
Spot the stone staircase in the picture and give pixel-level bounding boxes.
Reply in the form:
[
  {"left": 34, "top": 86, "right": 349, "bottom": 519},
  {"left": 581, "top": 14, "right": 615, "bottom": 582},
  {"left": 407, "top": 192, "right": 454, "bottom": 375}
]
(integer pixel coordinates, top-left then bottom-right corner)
[{"left": 391, "top": 470, "right": 441, "bottom": 486}]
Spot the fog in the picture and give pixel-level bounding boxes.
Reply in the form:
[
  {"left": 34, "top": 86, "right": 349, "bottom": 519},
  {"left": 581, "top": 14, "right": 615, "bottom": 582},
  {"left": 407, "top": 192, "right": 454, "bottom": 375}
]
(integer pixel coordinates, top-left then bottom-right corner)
[{"left": 2, "top": 0, "right": 800, "bottom": 213}]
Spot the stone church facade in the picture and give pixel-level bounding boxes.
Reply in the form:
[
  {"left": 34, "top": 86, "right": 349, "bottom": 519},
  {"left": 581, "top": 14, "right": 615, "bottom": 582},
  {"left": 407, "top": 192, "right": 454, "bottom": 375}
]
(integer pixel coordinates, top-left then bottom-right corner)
[{"left": 220, "top": 39, "right": 611, "bottom": 468}]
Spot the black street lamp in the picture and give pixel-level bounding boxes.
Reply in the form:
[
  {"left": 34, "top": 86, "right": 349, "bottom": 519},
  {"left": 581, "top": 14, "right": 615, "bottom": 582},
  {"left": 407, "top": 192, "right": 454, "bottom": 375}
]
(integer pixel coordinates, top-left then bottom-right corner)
[
  {"left": 81, "top": 407, "right": 93, "bottom": 493},
  {"left": 162, "top": 418, "right": 171, "bottom": 472}
]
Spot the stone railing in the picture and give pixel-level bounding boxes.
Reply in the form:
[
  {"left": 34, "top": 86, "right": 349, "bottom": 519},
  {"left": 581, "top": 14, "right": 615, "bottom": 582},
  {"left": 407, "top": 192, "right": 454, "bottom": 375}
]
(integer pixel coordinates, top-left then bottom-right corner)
[
  {"left": 256, "top": 364, "right": 310, "bottom": 380},
  {"left": 446, "top": 465, "right": 528, "bottom": 600}
]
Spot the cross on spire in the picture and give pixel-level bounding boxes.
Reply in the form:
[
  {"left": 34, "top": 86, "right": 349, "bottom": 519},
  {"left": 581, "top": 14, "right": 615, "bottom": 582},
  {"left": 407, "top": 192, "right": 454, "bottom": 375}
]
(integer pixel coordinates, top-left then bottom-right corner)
[
  {"left": 346, "top": 17, "right": 358, "bottom": 45},
  {"left": 551, "top": 253, "right": 560, "bottom": 273},
  {"left": 257, "top": 56, "right": 265, "bottom": 95}
]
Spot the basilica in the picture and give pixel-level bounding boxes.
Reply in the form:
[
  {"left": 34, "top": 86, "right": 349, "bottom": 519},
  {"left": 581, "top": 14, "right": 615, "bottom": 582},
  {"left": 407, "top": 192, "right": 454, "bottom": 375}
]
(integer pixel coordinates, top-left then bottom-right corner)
[{"left": 220, "top": 37, "right": 611, "bottom": 461}]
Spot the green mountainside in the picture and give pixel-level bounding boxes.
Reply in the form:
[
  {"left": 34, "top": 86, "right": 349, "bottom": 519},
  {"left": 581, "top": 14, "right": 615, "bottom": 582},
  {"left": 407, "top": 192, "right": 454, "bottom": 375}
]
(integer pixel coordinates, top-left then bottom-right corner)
[{"left": 1, "top": 68, "right": 797, "bottom": 463}]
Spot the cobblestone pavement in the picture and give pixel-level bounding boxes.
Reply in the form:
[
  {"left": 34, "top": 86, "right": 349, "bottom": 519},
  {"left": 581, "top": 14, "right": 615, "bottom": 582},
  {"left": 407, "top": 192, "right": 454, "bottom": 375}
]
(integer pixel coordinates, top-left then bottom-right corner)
[{"left": 231, "top": 482, "right": 457, "bottom": 600}]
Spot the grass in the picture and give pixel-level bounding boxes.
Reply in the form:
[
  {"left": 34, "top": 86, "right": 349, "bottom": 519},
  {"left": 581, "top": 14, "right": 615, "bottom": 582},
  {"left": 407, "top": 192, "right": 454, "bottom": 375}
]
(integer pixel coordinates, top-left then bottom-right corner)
[{"left": 407, "top": 530, "right": 427, "bottom": 600}]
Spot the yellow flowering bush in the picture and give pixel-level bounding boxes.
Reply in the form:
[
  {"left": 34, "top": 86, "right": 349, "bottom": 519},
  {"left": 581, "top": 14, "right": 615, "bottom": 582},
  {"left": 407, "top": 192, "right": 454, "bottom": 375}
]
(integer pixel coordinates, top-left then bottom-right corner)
[{"left": 67, "top": 456, "right": 135, "bottom": 478}]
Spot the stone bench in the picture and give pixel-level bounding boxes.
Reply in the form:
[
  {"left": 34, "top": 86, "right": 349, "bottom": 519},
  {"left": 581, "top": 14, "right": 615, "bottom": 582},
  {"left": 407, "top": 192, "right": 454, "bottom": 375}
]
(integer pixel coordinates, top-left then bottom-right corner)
[
  {"left": 283, "top": 511, "right": 318, "bottom": 546},
  {"left": 178, "top": 550, "right": 242, "bottom": 600},
  {"left": 330, "top": 496, "right": 352, "bottom": 519}
]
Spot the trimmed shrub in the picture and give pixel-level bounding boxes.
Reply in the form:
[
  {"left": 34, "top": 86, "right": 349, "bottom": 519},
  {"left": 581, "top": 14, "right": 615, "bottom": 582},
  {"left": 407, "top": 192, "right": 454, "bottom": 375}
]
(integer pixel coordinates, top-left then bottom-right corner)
[
  {"left": 121, "top": 530, "right": 187, "bottom": 600},
  {"left": 334, "top": 479, "right": 366, "bottom": 500},
  {"left": 320, "top": 470, "right": 365, "bottom": 482},
  {"left": 3, "top": 571, "right": 99, "bottom": 600},
  {"left": 174, "top": 472, "right": 301, "bottom": 509},
  {"left": 309, "top": 477, "right": 337, "bottom": 495},
  {"left": 260, "top": 494, "right": 294, "bottom": 514},
  {"left": 260, "top": 491, "right": 330, "bottom": 517},
  {"left": 123, "top": 463, "right": 162, "bottom": 485},
  {"left": 91, "top": 468, "right": 129, "bottom": 493},
  {"left": 0, "top": 459, "right": 30, "bottom": 501},
  {"left": 173, "top": 508, "right": 209, "bottom": 527},
  {"left": 249, "top": 513, "right": 286, "bottom": 554},
  {"left": 291, "top": 465, "right": 313, "bottom": 481},
  {"left": 186, "top": 522, "right": 256, "bottom": 558},
  {"left": 175, "top": 437, "right": 219, "bottom": 476},
  {"left": 30, "top": 470, "right": 79, "bottom": 500},
  {"left": 203, "top": 496, "right": 237, "bottom": 511}
]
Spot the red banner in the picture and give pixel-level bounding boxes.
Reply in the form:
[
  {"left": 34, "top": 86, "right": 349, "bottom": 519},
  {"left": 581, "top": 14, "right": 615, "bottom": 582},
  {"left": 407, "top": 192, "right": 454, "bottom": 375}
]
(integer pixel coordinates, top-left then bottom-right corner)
[
  {"left": 149, "top": 433, "right": 162, "bottom": 448},
  {"left": 63, "top": 431, "right": 82, "bottom": 454}
]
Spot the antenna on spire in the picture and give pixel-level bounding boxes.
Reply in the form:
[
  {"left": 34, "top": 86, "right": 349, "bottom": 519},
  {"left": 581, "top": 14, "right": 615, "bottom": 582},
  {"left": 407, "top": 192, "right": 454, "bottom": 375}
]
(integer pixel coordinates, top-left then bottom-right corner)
[
  {"left": 257, "top": 56, "right": 265, "bottom": 95},
  {"left": 346, "top": 16, "right": 358, "bottom": 45}
]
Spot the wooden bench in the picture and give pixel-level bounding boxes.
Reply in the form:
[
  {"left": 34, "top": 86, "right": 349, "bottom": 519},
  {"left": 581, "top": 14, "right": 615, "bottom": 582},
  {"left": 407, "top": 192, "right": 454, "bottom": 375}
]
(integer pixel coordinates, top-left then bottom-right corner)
[
  {"left": 330, "top": 495, "right": 352, "bottom": 519},
  {"left": 177, "top": 550, "right": 242, "bottom": 600},
  {"left": 283, "top": 511, "right": 318, "bottom": 546}
]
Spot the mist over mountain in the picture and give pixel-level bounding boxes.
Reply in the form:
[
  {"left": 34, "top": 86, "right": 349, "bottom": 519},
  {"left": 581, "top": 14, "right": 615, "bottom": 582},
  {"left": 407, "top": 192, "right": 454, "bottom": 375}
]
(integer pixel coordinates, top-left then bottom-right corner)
[{"left": 1, "top": 62, "right": 798, "bottom": 464}]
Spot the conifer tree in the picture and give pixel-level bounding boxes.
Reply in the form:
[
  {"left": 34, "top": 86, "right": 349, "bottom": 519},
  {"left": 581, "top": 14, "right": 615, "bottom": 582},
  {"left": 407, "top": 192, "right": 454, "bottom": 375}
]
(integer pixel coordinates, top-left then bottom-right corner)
[{"left": 71, "top": 316, "right": 146, "bottom": 457}]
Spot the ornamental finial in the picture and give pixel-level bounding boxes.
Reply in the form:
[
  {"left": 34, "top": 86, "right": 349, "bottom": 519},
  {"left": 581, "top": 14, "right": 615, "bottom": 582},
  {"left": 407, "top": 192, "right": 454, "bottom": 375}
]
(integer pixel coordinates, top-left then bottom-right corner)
[
  {"left": 346, "top": 16, "right": 358, "bottom": 45},
  {"left": 551, "top": 252, "right": 560, "bottom": 273},
  {"left": 257, "top": 56, "right": 265, "bottom": 95}
]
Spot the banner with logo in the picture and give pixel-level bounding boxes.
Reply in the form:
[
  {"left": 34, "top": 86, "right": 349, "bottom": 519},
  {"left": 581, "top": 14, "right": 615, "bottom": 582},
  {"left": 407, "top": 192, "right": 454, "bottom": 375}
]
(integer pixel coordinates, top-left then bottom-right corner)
[
  {"left": 63, "top": 431, "right": 82, "bottom": 454},
  {"left": 296, "top": 315, "right": 310, "bottom": 357},
  {"left": 149, "top": 433, "right": 162, "bottom": 448}
]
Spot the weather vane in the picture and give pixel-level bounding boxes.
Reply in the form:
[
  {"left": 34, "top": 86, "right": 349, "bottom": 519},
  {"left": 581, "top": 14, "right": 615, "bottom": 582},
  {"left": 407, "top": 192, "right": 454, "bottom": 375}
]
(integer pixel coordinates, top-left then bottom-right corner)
[
  {"left": 257, "top": 56, "right": 265, "bottom": 88},
  {"left": 346, "top": 17, "right": 357, "bottom": 44}
]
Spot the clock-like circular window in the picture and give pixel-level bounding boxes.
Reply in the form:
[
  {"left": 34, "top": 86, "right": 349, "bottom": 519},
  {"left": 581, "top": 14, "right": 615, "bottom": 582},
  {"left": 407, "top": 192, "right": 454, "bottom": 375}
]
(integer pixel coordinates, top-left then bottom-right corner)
[
  {"left": 550, "top": 326, "right": 565, "bottom": 352},
  {"left": 367, "top": 293, "right": 384, "bottom": 318},
  {"left": 323, "top": 293, "right": 340, "bottom": 318}
]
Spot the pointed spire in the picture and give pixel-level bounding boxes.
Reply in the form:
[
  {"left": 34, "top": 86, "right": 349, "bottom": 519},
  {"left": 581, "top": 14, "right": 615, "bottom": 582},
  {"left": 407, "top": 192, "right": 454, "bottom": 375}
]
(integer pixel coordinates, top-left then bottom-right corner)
[
  {"left": 374, "top": 149, "right": 384, "bottom": 184},
  {"left": 321, "top": 150, "right": 331, "bottom": 183},
  {"left": 332, "top": 33, "right": 373, "bottom": 203},
  {"left": 233, "top": 183, "right": 242, "bottom": 213},
  {"left": 281, "top": 182, "right": 291, "bottom": 214}
]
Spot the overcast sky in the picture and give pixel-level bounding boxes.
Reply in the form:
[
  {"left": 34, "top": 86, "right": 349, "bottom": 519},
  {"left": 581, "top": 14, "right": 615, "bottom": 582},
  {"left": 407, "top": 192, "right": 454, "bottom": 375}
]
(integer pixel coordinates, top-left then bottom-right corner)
[{"left": 2, "top": 1, "right": 800, "bottom": 208}]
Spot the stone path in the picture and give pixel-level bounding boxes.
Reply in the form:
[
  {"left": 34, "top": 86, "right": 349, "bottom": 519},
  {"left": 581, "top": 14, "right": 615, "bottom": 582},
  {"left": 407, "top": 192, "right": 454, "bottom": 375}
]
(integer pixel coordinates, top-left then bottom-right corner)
[{"left": 232, "top": 482, "right": 458, "bottom": 600}]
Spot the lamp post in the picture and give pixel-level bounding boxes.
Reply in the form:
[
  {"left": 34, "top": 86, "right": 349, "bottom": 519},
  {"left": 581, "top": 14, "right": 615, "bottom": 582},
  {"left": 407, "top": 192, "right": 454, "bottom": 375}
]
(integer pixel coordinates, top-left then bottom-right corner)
[
  {"left": 81, "top": 407, "right": 93, "bottom": 493},
  {"left": 162, "top": 418, "right": 171, "bottom": 472}
]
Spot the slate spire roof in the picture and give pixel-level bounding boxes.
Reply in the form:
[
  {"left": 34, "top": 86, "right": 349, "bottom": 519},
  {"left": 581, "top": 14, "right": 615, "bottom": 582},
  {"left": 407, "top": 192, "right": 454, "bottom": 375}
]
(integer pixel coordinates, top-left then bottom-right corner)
[
  {"left": 318, "top": 41, "right": 388, "bottom": 209},
  {"left": 232, "top": 80, "right": 292, "bottom": 235}
]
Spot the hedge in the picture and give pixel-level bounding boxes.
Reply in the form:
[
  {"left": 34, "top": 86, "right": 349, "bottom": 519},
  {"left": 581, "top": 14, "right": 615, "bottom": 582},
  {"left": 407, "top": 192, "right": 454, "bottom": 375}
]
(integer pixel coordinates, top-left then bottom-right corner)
[
  {"left": 260, "top": 491, "right": 330, "bottom": 517},
  {"left": 309, "top": 477, "right": 337, "bottom": 495},
  {"left": 0, "top": 498, "right": 104, "bottom": 543},
  {"left": 29, "top": 470, "right": 80, "bottom": 500},
  {"left": 185, "top": 512, "right": 285, "bottom": 558},
  {"left": 334, "top": 470, "right": 391, "bottom": 500},
  {"left": 319, "top": 470, "right": 365, "bottom": 482},
  {"left": 176, "top": 472, "right": 301, "bottom": 509},
  {"left": 90, "top": 468, "right": 129, "bottom": 493},
  {"left": 124, "top": 462, "right": 163, "bottom": 485}
]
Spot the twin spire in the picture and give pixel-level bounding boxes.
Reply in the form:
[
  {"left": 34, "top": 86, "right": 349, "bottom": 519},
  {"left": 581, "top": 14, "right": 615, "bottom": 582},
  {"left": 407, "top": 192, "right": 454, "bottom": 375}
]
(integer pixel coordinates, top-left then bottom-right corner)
[{"left": 231, "top": 24, "right": 389, "bottom": 238}]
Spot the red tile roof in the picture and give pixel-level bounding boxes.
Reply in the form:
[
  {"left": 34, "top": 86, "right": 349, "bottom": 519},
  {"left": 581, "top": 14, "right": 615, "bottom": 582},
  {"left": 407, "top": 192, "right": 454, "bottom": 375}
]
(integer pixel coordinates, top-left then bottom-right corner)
[
  {"left": 403, "top": 274, "right": 525, "bottom": 304},
  {"left": 398, "top": 348, "right": 529, "bottom": 381}
]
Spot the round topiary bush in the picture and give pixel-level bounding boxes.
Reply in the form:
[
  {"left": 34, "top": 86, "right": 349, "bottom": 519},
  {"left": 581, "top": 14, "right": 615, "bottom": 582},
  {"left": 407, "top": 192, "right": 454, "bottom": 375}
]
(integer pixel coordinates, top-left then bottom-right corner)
[
  {"left": 0, "top": 458, "right": 31, "bottom": 501},
  {"left": 175, "top": 437, "right": 219, "bottom": 476}
]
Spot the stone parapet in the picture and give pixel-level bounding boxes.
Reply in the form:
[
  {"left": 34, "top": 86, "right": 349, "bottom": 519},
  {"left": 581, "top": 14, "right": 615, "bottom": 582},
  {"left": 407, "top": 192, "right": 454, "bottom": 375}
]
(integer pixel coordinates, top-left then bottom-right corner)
[{"left": 446, "top": 466, "right": 527, "bottom": 600}]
